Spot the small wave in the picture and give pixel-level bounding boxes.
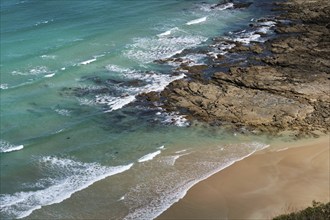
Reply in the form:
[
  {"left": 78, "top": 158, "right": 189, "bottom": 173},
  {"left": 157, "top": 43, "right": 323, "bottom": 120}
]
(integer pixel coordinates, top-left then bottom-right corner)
[
  {"left": 44, "top": 73, "right": 55, "bottom": 78},
  {"left": 100, "top": 95, "right": 136, "bottom": 113},
  {"left": 209, "top": 41, "right": 236, "bottom": 57},
  {"left": 0, "top": 140, "right": 24, "bottom": 153},
  {"left": 138, "top": 150, "right": 161, "bottom": 163},
  {"left": 102, "top": 64, "right": 185, "bottom": 112},
  {"left": 77, "top": 97, "right": 97, "bottom": 106},
  {"left": 35, "top": 19, "right": 54, "bottom": 27},
  {"left": 228, "top": 31, "right": 262, "bottom": 44},
  {"left": 200, "top": 2, "right": 234, "bottom": 12},
  {"left": 162, "top": 153, "right": 190, "bottom": 166},
  {"left": 40, "top": 55, "right": 56, "bottom": 60},
  {"left": 186, "top": 16, "right": 207, "bottom": 25},
  {"left": 54, "top": 109, "right": 71, "bottom": 116},
  {"left": 0, "top": 156, "right": 133, "bottom": 219},
  {"left": 124, "top": 35, "right": 207, "bottom": 63},
  {"left": 256, "top": 21, "right": 276, "bottom": 34},
  {"left": 0, "top": 84, "right": 9, "bottom": 90},
  {"left": 79, "top": 54, "right": 104, "bottom": 66},
  {"left": 79, "top": 58, "right": 97, "bottom": 65},
  {"left": 181, "top": 54, "right": 207, "bottom": 66},
  {"left": 157, "top": 27, "right": 179, "bottom": 37},
  {"left": 259, "top": 21, "right": 276, "bottom": 27},
  {"left": 15, "top": 0, "right": 27, "bottom": 5},
  {"left": 105, "top": 64, "right": 134, "bottom": 76},
  {"left": 175, "top": 149, "right": 187, "bottom": 154},
  {"left": 161, "top": 112, "right": 190, "bottom": 127},
  {"left": 157, "top": 30, "right": 171, "bottom": 37},
  {"left": 212, "top": 2, "right": 234, "bottom": 11},
  {"left": 276, "top": 147, "right": 288, "bottom": 152},
  {"left": 11, "top": 66, "right": 53, "bottom": 76}
]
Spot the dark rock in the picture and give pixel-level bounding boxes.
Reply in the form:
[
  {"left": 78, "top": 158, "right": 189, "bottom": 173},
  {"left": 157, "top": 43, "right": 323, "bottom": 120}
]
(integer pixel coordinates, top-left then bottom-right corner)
[
  {"left": 233, "top": 2, "right": 253, "bottom": 9},
  {"left": 142, "top": 0, "right": 330, "bottom": 136},
  {"left": 179, "top": 65, "right": 208, "bottom": 74}
]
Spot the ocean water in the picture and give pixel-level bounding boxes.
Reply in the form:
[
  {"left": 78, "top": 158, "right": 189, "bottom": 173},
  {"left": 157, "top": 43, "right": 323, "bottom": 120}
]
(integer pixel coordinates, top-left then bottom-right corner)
[{"left": 1, "top": 0, "right": 278, "bottom": 219}]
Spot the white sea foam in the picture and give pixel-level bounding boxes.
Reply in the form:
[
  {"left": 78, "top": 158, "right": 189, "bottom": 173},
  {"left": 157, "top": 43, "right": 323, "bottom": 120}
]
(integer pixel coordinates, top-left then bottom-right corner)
[
  {"left": 77, "top": 97, "right": 97, "bottom": 106},
  {"left": 0, "top": 84, "right": 9, "bottom": 90},
  {"left": 256, "top": 21, "right": 276, "bottom": 34},
  {"left": 44, "top": 73, "right": 55, "bottom": 78},
  {"left": 228, "top": 31, "right": 262, "bottom": 44},
  {"left": 157, "top": 27, "right": 179, "bottom": 37},
  {"left": 105, "top": 64, "right": 134, "bottom": 76},
  {"left": 276, "top": 147, "right": 288, "bottom": 152},
  {"left": 218, "top": 42, "right": 236, "bottom": 51},
  {"left": 0, "top": 140, "right": 24, "bottom": 153},
  {"left": 158, "top": 30, "right": 172, "bottom": 37},
  {"left": 138, "top": 150, "right": 161, "bottom": 163},
  {"left": 162, "top": 153, "right": 189, "bottom": 166},
  {"left": 162, "top": 112, "right": 190, "bottom": 127},
  {"left": 259, "top": 21, "right": 276, "bottom": 26},
  {"left": 12, "top": 66, "right": 52, "bottom": 76},
  {"left": 216, "top": 2, "right": 234, "bottom": 10},
  {"left": 79, "top": 58, "right": 97, "bottom": 65},
  {"left": 35, "top": 19, "right": 53, "bottom": 27},
  {"left": 54, "top": 109, "right": 71, "bottom": 116},
  {"left": 100, "top": 95, "right": 136, "bottom": 113},
  {"left": 124, "top": 35, "right": 207, "bottom": 63},
  {"left": 0, "top": 156, "right": 133, "bottom": 219},
  {"left": 181, "top": 54, "right": 207, "bottom": 66},
  {"left": 200, "top": 2, "right": 234, "bottom": 11},
  {"left": 54, "top": 129, "right": 64, "bottom": 134},
  {"left": 40, "top": 55, "right": 56, "bottom": 60},
  {"left": 102, "top": 64, "right": 185, "bottom": 112},
  {"left": 208, "top": 41, "right": 236, "bottom": 57},
  {"left": 186, "top": 16, "right": 207, "bottom": 25},
  {"left": 177, "top": 150, "right": 187, "bottom": 154}
]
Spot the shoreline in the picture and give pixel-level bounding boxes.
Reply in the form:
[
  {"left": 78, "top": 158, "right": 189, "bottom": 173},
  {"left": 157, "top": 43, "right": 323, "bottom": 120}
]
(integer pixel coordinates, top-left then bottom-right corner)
[
  {"left": 155, "top": 0, "right": 330, "bottom": 218},
  {"left": 157, "top": 135, "right": 330, "bottom": 219}
]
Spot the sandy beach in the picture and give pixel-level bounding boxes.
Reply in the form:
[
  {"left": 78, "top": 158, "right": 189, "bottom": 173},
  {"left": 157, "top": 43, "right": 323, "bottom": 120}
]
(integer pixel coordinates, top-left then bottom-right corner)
[{"left": 157, "top": 136, "right": 330, "bottom": 219}]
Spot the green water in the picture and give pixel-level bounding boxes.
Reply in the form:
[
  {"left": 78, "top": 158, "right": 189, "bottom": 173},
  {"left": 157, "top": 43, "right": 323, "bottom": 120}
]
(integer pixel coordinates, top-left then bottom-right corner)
[{"left": 1, "top": 0, "right": 279, "bottom": 218}]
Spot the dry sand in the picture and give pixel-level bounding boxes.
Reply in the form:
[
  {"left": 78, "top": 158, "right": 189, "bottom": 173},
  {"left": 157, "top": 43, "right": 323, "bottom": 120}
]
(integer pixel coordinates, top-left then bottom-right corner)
[{"left": 157, "top": 136, "right": 330, "bottom": 219}]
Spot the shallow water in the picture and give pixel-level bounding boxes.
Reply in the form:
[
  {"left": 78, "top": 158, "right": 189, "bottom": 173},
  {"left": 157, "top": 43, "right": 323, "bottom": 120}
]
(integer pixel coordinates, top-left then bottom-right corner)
[{"left": 1, "top": 0, "right": 279, "bottom": 218}]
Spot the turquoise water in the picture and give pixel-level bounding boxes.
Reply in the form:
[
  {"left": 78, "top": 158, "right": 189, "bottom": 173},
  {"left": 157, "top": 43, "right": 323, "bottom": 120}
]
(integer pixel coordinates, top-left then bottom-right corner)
[{"left": 1, "top": 0, "right": 277, "bottom": 219}]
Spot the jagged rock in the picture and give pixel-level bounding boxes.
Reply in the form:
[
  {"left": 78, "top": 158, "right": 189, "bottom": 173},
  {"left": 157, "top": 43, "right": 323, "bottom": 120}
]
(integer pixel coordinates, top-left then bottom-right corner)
[
  {"left": 142, "top": 0, "right": 330, "bottom": 136},
  {"left": 233, "top": 2, "right": 253, "bottom": 9},
  {"left": 250, "top": 44, "right": 264, "bottom": 54}
]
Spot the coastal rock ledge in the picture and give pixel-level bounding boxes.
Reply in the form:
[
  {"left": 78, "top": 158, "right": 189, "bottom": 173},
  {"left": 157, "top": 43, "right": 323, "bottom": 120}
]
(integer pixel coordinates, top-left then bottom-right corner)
[{"left": 142, "top": 0, "right": 330, "bottom": 136}]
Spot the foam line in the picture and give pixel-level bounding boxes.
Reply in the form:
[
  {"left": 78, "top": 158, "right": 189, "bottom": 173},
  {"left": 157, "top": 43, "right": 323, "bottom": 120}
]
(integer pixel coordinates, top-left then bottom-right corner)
[
  {"left": 79, "top": 58, "right": 97, "bottom": 65},
  {"left": 138, "top": 150, "right": 161, "bottom": 163},
  {"left": 0, "top": 157, "right": 133, "bottom": 219},
  {"left": 0, "top": 140, "right": 24, "bottom": 153},
  {"left": 186, "top": 16, "right": 207, "bottom": 25}
]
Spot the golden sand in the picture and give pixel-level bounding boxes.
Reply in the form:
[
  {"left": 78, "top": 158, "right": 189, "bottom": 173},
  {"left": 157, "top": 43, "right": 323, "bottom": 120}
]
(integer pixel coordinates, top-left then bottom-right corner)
[{"left": 157, "top": 136, "right": 330, "bottom": 219}]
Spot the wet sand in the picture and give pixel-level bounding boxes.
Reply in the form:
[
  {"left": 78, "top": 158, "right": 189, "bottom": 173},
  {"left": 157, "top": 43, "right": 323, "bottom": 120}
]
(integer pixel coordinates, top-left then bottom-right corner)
[{"left": 157, "top": 136, "right": 330, "bottom": 219}]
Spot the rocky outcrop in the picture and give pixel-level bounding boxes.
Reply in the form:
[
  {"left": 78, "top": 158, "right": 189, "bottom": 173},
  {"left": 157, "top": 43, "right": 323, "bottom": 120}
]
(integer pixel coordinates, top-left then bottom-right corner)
[
  {"left": 140, "top": 0, "right": 330, "bottom": 136},
  {"left": 160, "top": 64, "right": 329, "bottom": 134}
]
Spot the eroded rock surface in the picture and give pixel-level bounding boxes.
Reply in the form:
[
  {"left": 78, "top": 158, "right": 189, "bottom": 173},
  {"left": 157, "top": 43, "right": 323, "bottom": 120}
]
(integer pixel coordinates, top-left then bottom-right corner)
[{"left": 141, "top": 0, "right": 330, "bottom": 136}]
